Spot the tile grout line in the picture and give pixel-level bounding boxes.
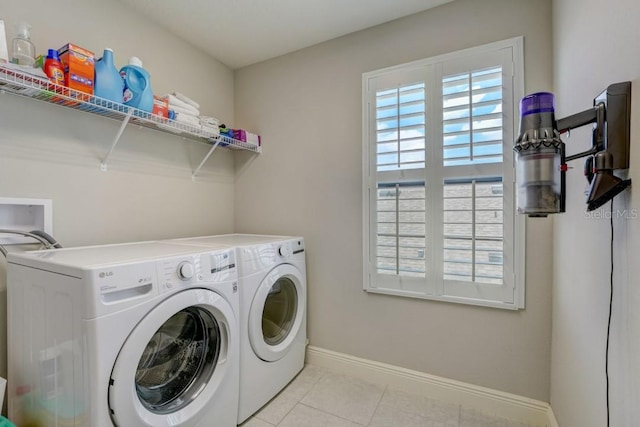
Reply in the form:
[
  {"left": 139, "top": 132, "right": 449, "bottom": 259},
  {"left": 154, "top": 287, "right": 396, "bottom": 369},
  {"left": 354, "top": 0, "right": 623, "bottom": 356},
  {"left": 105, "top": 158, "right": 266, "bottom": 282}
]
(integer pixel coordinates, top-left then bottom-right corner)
[
  {"left": 271, "top": 403, "right": 295, "bottom": 427},
  {"left": 365, "top": 383, "right": 388, "bottom": 426},
  {"left": 297, "top": 402, "right": 368, "bottom": 426},
  {"left": 293, "top": 367, "right": 383, "bottom": 426},
  {"left": 273, "top": 366, "right": 330, "bottom": 426},
  {"left": 297, "top": 366, "right": 329, "bottom": 404}
]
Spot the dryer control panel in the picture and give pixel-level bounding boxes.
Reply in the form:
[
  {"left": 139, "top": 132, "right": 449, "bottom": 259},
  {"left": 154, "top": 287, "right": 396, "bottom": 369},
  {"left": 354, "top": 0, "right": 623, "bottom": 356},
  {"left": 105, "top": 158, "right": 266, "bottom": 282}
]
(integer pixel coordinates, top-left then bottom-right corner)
[
  {"left": 240, "top": 238, "right": 305, "bottom": 276},
  {"left": 276, "top": 239, "right": 305, "bottom": 258}
]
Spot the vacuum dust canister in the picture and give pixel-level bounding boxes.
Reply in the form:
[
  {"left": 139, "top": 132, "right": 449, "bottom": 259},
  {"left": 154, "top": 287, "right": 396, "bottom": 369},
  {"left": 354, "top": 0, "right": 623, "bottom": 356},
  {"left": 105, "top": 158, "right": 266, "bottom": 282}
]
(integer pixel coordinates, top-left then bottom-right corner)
[{"left": 513, "top": 92, "right": 565, "bottom": 216}]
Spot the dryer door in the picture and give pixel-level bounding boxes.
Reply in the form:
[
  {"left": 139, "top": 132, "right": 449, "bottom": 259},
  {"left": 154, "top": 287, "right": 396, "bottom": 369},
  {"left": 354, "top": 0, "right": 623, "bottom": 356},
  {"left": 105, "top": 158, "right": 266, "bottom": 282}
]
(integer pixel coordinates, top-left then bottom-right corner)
[
  {"left": 248, "top": 264, "right": 306, "bottom": 362},
  {"left": 108, "top": 288, "right": 236, "bottom": 427}
]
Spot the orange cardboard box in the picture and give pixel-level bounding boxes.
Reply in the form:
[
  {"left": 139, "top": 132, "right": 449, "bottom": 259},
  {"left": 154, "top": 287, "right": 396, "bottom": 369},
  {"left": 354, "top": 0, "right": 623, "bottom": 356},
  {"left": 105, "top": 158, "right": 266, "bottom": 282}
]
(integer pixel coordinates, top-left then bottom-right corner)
[
  {"left": 152, "top": 95, "right": 169, "bottom": 119},
  {"left": 58, "top": 43, "right": 94, "bottom": 95}
]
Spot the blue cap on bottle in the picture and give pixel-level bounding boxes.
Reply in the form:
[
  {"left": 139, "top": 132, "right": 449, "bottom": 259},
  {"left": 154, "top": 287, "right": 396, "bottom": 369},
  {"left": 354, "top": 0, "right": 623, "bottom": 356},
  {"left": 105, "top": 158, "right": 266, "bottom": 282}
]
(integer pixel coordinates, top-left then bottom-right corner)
[{"left": 47, "top": 49, "right": 60, "bottom": 61}]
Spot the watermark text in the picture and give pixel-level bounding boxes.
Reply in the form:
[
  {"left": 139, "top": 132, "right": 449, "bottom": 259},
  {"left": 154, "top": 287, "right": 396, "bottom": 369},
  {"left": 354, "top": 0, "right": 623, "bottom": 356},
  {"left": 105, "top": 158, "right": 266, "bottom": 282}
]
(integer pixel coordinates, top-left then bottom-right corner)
[{"left": 583, "top": 209, "right": 639, "bottom": 220}]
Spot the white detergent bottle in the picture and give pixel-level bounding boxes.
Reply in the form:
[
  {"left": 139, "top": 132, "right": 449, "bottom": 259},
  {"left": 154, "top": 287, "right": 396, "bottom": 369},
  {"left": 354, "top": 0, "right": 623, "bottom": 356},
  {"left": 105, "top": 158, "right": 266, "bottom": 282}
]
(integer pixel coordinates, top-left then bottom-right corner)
[{"left": 11, "top": 21, "right": 35, "bottom": 66}]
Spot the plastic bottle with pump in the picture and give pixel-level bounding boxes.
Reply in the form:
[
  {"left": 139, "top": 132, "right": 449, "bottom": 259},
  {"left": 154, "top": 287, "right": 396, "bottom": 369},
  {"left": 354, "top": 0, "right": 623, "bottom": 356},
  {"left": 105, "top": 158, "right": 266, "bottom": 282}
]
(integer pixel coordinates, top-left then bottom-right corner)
[
  {"left": 94, "top": 48, "right": 124, "bottom": 103},
  {"left": 11, "top": 21, "right": 35, "bottom": 66},
  {"left": 119, "top": 57, "right": 153, "bottom": 113}
]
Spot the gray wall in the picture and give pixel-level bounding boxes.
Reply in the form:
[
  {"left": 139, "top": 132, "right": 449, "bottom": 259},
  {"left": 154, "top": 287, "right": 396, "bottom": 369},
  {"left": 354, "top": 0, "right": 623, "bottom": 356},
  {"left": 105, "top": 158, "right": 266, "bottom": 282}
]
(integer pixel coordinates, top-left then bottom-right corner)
[
  {"left": 0, "top": 0, "right": 236, "bottom": 399},
  {"left": 552, "top": 0, "right": 640, "bottom": 425},
  {"left": 235, "top": 0, "right": 554, "bottom": 401}
]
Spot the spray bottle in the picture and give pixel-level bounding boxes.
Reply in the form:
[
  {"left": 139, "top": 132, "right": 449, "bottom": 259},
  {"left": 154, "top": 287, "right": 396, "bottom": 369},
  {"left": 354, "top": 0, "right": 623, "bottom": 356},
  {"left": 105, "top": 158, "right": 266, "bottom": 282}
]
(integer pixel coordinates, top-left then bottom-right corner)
[{"left": 11, "top": 21, "right": 35, "bottom": 66}]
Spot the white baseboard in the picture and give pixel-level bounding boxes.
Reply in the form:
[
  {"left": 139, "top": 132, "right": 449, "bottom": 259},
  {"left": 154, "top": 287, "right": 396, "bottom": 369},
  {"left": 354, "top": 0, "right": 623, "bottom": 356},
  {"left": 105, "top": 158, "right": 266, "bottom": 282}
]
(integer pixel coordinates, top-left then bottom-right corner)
[
  {"left": 546, "top": 406, "right": 560, "bottom": 427},
  {"left": 306, "top": 345, "right": 556, "bottom": 426}
]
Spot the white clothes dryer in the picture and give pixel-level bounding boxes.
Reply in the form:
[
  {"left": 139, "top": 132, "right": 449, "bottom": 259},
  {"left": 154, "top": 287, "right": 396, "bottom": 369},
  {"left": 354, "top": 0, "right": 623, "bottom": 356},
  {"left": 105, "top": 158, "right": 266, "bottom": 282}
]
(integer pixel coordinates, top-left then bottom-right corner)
[
  {"left": 169, "top": 234, "right": 307, "bottom": 424},
  {"left": 7, "top": 241, "right": 239, "bottom": 427}
]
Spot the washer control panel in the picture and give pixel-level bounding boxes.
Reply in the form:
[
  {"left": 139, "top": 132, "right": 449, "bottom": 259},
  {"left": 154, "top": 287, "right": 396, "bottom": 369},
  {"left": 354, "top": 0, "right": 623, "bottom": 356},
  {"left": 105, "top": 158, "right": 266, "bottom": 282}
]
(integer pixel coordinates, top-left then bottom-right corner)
[
  {"left": 158, "top": 255, "right": 202, "bottom": 292},
  {"left": 207, "top": 249, "right": 236, "bottom": 281},
  {"left": 157, "top": 249, "right": 236, "bottom": 293},
  {"left": 177, "top": 261, "right": 195, "bottom": 281},
  {"left": 94, "top": 262, "right": 157, "bottom": 301}
]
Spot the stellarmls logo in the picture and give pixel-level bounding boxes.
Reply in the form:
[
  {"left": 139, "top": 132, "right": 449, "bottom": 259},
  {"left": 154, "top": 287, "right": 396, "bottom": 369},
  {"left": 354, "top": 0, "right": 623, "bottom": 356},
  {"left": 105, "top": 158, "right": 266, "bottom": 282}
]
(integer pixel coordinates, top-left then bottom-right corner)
[{"left": 584, "top": 209, "right": 639, "bottom": 220}]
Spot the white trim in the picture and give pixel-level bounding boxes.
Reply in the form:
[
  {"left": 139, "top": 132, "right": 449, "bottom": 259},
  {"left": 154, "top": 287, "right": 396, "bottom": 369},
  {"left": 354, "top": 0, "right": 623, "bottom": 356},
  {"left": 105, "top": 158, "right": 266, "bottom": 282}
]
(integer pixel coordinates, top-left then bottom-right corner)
[
  {"left": 512, "top": 36, "right": 526, "bottom": 309},
  {"left": 362, "top": 74, "right": 371, "bottom": 292},
  {"left": 364, "top": 286, "right": 520, "bottom": 310},
  {"left": 546, "top": 406, "right": 560, "bottom": 427},
  {"left": 306, "top": 345, "right": 553, "bottom": 426},
  {"left": 363, "top": 37, "right": 524, "bottom": 80},
  {"left": 0, "top": 376, "right": 5, "bottom": 413}
]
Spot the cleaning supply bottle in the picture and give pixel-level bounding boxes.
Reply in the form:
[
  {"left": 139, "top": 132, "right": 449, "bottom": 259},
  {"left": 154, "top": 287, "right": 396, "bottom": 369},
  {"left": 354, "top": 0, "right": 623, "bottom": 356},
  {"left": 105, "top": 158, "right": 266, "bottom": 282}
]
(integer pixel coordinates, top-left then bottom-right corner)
[
  {"left": 11, "top": 21, "right": 35, "bottom": 66},
  {"left": 94, "top": 48, "right": 124, "bottom": 103},
  {"left": 119, "top": 57, "right": 153, "bottom": 112},
  {"left": 43, "top": 49, "right": 64, "bottom": 85}
]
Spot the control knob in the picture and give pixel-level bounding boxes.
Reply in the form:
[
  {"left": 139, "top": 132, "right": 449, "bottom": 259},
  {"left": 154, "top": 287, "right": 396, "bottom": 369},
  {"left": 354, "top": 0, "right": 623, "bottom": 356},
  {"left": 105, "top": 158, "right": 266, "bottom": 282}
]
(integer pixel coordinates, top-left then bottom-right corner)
[
  {"left": 177, "top": 261, "right": 195, "bottom": 281},
  {"left": 278, "top": 244, "right": 292, "bottom": 258}
]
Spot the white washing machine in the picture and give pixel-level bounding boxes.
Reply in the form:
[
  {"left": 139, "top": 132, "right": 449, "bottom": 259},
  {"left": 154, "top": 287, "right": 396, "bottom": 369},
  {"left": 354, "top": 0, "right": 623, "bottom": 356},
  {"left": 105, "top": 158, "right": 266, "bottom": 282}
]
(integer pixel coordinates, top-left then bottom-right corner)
[
  {"left": 7, "top": 241, "right": 239, "bottom": 427},
  {"left": 169, "top": 234, "right": 307, "bottom": 424}
]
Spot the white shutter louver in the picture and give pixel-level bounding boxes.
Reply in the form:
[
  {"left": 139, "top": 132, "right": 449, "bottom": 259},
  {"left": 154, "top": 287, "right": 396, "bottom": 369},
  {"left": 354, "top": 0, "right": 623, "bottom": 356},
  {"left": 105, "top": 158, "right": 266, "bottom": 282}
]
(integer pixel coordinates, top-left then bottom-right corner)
[
  {"left": 376, "top": 83, "right": 425, "bottom": 172},
  {"left": 443, "top": 179, "right": 504, "bottom": 285},
  {"left": 442, "top": 67, "right": 502, "bottom": 167},
  {"left": 374, "top": 82, "right": 427, "bottom": 280},
  {"left": 376, "top": 182, "right": 426, "bottom": 277},
  {"left": 440, "top": 66, "right": 505, "bottom": 286}
]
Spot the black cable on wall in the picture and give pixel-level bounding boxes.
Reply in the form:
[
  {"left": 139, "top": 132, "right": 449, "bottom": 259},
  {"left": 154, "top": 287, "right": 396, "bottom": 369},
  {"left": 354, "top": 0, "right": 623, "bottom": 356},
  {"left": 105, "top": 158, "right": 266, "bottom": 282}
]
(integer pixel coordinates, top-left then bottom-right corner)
[{"left": 606, "top": 199, "right": 614, "bottom": 427}]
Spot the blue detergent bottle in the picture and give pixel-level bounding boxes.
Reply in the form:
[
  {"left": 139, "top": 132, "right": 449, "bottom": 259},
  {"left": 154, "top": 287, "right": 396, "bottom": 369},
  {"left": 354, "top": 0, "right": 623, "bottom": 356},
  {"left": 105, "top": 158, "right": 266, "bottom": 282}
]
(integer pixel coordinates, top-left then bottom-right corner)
[
  {"left": 119, "top": 56, "right": 153, "bottom": 113},
  {"left": 94, "top": 48, "right": 124, "bottom": 103}
]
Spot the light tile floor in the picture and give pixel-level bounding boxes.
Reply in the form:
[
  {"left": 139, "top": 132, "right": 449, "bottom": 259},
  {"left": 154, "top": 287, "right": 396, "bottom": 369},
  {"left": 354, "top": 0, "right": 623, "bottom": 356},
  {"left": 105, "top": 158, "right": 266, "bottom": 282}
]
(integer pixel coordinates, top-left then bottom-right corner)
[{"left": 240, "top": 364, "right": 542, "bottom": 427}]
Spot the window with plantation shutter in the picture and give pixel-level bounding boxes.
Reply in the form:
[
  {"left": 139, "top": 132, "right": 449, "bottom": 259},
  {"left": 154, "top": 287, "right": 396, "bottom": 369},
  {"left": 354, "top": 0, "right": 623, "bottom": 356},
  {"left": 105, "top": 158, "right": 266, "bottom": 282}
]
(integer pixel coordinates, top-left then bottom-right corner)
[{"left": 363, "top": 38, "right": 525, "bottom": 309}]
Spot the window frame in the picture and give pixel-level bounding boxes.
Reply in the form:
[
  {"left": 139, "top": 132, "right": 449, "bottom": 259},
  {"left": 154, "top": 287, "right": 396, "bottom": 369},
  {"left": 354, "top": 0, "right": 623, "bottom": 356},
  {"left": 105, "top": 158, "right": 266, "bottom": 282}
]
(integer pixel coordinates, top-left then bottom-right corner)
[{"left": 362, "top": 37, "right": 525, "bottom": 310}]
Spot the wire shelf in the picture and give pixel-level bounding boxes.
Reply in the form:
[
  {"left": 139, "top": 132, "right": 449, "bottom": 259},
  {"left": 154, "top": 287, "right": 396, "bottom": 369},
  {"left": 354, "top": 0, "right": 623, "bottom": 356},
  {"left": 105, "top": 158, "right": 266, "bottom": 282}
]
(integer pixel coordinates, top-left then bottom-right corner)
[{"left": 0, "top": 63, "right": 260, "bottom": 175}]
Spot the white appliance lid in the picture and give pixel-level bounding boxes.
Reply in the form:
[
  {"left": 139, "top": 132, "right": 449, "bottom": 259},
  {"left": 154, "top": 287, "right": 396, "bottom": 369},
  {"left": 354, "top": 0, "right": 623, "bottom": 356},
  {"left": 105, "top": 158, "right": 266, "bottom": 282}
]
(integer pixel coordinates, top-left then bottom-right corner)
[
  {"left": 7, "top": 241, "right": 229, "bottom": 269},
  {"left": 173, "top": 234, "right": 297, "bottom": 246}
]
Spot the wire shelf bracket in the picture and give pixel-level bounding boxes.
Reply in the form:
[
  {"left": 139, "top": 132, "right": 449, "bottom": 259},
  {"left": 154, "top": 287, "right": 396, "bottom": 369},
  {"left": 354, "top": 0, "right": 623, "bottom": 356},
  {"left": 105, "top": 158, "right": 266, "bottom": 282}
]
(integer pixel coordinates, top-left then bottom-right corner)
[
  {"left": 192, "top": 137, "right": 222, "bottom": 179},
  {"left": 101, "top": 108, "right": 133, "bottom": 171}
]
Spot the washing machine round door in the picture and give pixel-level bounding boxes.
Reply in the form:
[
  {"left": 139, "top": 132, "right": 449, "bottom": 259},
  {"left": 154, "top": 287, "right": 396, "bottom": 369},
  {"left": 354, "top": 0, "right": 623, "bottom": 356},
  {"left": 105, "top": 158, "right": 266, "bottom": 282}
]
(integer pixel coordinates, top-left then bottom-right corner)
[
  {"left": 248, "top": 264, "right": 305, "bottom": 362},
  {"left": 108, "top": 289, "right": 236, "bottom": 427}
]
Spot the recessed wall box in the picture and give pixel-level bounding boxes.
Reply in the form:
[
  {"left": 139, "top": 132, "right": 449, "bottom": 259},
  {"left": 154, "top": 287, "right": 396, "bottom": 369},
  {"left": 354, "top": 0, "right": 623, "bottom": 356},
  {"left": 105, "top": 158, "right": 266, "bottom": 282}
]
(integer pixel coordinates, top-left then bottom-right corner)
[{"left": 0, "top": 197, "right": 53, "bottom": 245}]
